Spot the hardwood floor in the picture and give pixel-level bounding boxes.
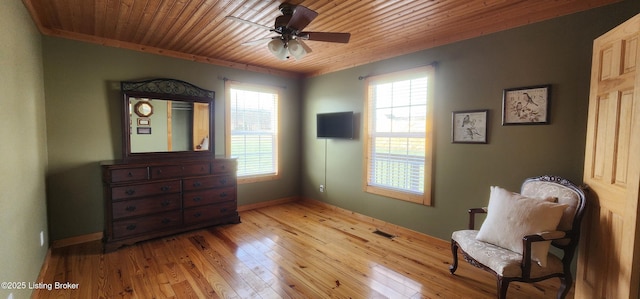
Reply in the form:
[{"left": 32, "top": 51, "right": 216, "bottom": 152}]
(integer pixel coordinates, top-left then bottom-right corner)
[{"left": 33, "top": 200, "right": 572, "bottom": 298}]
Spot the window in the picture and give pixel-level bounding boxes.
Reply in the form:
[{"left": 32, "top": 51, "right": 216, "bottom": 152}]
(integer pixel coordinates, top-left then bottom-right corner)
[
  {"left": 225, "top": 81, "right": 279, "bottom": 183},
  {"left": 363, "top": 66, "right": 434, "bottom": 205}
]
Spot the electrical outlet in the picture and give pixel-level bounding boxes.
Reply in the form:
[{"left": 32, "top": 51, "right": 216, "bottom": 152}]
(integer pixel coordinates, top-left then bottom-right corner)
[
  {"left": 40, "top": 231, "right": 44, "bottom": 247},
  {"left": 319, "top": 185, "right": 324, "bottom": 193}
]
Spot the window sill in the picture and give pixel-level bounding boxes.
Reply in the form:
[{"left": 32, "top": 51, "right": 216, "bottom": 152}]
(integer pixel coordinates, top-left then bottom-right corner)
[
  {"left": 238, "top": 173, "right": 280, "bottom": 184},
  {"left": 364, "top": 185, "right": 431, "bottom": 206}
]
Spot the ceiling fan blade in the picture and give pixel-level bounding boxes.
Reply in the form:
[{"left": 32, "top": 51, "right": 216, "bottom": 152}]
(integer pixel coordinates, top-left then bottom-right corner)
[
  {"left": 225, "top": 16, "right": 273, "bottom": 31},
  {"left": 300, "top": 32, "right": 351, "bottom": 43},
  {"left": 287, "top": 5, "right": 318, "bottom": 31},
  {"left": 241, "top": 37, "right": 279, "bottom": 46},
  {"left": 297, "top": 39, "right": 313, "bottom": 54}
]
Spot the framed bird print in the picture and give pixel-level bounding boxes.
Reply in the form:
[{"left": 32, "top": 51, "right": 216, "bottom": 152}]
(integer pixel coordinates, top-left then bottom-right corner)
[
  {"left": 502, "top": 84, "right": 550, "bottom": 125},
  {"left": 452, "top": 110, "right": 488, "bottom": 143}
]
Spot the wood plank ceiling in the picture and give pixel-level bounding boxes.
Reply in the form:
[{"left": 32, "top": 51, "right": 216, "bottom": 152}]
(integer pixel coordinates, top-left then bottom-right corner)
[{"left": 23, "top": 0, "right": 621, "bottom": 78}]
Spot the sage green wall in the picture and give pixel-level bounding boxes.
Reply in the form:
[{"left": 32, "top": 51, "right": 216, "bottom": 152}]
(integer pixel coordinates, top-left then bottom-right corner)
[
  {"left": 0, "top": 1, "right": 49, "bottom": 298},
  {"left": 42, "top": 37, "right": 302, "bottom": 240},
  {"left": 301, "top": 1, "right": 640, "bottom": 241},
  {"left": 129, "top": 99, "right": 170, "bottom": 152}
]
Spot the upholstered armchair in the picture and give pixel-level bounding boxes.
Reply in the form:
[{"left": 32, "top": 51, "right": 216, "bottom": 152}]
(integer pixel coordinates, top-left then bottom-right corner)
[{"left": 449, "top": 175, "right": 587, "bottom": 299}]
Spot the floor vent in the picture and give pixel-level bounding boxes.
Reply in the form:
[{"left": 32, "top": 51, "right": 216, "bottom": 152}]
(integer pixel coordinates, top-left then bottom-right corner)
[{"left": 373, "top": 229, "right": 395, "bottom": 239}]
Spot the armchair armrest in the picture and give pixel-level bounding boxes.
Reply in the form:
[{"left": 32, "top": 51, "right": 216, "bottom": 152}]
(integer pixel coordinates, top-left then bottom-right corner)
[
  {"left": 468, "top": 207, "right": 487, "bottom": 230},
  {"left": 535, "top": 231, "right": 566, "bottom": 240},
  {"left": 520, "top": 230, "right": 568, "bottom": 279}
]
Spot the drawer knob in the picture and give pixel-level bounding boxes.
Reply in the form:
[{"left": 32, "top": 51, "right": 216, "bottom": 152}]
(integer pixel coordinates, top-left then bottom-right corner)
[
  {"left": 219, "top": 178, "right": 227, "bottom": 185},
  {"left": 193, "top": 197, "right": 202, "bottom": 202},
  {"left": 126, "top": 224, "right": 137, "bottom": 231},
  {"left": 194, "top": 212, "right": 202, "bottom": 218},
  {"left": 161, "top": 200, "right": 170, "bottom": 207},
  {"left": 220, "top": 192, "right": 228, "bottom": 197},
  {"left": 160, "top": 186, "right": 171, "bottom": 192},
  {"left": 221, "top": 165, "right": 226, "bottom": 170},
  {"left": 125, "top": 206, "right": 137, "bottom": 212},
  {"left": 127, "top": 172, "right": 133, "bottom": 177},
  {"left": 193, "top": 181, "right": 202, "bottom": 187},
  {"left": 220, "top": 208, "right": 228, "bottom": 213},
  {"left": 161, "top": 218, "right": 171, "bottom": 224},
  {"left": 125, "top": 189, "right": 136, "bottom": 196}
]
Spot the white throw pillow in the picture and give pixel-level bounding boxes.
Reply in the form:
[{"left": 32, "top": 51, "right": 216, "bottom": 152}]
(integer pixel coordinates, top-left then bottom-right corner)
[{"left": 476, "top": 186, "right": 567, "bottom": 267}]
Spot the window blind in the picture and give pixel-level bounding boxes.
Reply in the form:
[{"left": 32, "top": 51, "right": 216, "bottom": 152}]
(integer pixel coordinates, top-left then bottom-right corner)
[
  {"left": 229, "top": 87, "right": 278, "bottom": 177},
  {"left": 366, "top": 71, "right": 430, "bottom": 197}
]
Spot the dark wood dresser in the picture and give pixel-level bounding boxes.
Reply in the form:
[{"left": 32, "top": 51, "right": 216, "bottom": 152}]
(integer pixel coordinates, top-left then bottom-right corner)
[{"left": 101, "top": 157, "right": 240, "bottom": 252}]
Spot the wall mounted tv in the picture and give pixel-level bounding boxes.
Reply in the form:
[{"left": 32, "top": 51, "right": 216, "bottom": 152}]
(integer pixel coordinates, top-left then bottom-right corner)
[{"left": 317, "top": 111, "right": 354, "bottom": 139}]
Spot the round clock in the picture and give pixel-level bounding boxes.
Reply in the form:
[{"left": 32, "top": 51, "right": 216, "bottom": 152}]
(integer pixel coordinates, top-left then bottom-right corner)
[{"left": 134, "top": 101, "right": 153, "bottom": 117}]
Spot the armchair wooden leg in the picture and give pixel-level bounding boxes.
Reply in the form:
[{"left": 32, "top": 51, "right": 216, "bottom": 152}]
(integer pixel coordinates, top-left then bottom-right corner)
[
  {"left": 498, "top": 278, "right": 509, "bottom": 299},
  {"left": 557, "top": 274, "right": 572, "bottom": 299},
  {"left": 449, "top": 240, "right": 459, "bottom": 274}
]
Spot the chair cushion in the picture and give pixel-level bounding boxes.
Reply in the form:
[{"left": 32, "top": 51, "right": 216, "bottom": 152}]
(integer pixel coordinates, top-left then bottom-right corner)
[
  {"left": 475, "top": 186, "right": 567, "bottom": 267},
  {"left": 453, "top": 230, "right": 564, "bottom": 278}
]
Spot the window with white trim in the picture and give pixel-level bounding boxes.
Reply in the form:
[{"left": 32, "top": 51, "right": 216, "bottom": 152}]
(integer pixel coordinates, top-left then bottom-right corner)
[
  {"left": 363, "top": 66, "right": 434, "bottom": 205},
  {"left": 225, "top": 81, "right": 279, "bottom": 183}
]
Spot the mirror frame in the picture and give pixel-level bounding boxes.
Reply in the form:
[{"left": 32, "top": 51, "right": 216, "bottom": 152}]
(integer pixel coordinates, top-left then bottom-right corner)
[{"left": 121, "top": 78, "right": 215, "bottom": 161}]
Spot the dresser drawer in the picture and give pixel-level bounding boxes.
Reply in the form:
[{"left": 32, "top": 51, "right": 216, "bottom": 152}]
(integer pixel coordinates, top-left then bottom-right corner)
[
  {"left": 112, "top": 211, "right": 182, "bottom": 238},
  {"left": 112, "top": 193, "right": 181, "bottom": 219},
  {"left": 183, "top": 187, "right": 235, "bottom": 208},
  {"left": 183, "top": 175, "right": 235, "bottom": 191},
  {"left": 109, "top": 167, "right": 148, "bottom": 182},
  {"left": 150, "top": 162, "right": 210, "bottom": 179},
  {"left": 183, "top": 201, "right": 237, "bottom": 226},
  {"left": 111, "top": 180, "right": 181, "bottom": 200},
  {"left": 212, "top": 160, "right": 236, "bottom": 174}
]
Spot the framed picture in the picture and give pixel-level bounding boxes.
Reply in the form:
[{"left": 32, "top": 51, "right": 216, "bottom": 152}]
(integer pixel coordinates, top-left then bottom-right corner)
[
  {"left": 502, "top": 84, "right": 550, "bottom": 125},
  {"left": 452, "top": 110, "right": 488, "bottom": 144},
  {"left": 137, "top": 118, "right": 150, "bottom": 126},
  {"left": 137, "top": 127, "right": 152, "bottom": 134}
]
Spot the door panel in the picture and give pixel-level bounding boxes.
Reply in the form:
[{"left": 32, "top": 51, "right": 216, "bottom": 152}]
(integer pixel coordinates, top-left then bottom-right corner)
[
  {"left": 577, "top": 13, "right": 640, "bottom": 299},
  {"left": 193, "top": 102, "right": 210, "bottom": 151}
]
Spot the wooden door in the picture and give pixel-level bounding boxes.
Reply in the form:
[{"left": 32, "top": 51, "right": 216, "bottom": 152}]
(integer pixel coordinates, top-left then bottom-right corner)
[
  {"left": 577, "top": 13, "right": 640, "bottom": 299},
  {"left": 167, "top": 101, "right": 173, "bottom": 151}
]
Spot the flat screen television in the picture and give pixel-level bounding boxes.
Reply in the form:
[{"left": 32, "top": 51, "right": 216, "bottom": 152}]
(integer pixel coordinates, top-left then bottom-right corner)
[{"left": 317, "top": 111, "right": 354, "bottom": 139}]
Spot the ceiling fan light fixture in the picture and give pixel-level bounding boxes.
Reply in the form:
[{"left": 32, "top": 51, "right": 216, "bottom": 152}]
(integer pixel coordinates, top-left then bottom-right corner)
[
  {"left": 287, "top": 39, "right": 306, "bottom": 60},
  {"left": 229, "top": 4, "right": 350, "bottom": 61},
  {"left": 268, "top": 39, "right": 288, "bottom": 60}
]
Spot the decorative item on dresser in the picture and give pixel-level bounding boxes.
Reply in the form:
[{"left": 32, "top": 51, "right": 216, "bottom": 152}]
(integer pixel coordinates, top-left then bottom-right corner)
[
  {"left": 101, "top": 78, "right": 240, "bottom": 252},
  {"left": 101, "top": 158, "right": 239, "bottom": 252}
]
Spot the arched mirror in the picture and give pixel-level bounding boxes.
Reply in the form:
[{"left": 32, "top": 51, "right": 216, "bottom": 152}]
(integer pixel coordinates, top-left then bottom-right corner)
[{"left": 121, "top": 78, "right": 214, "bottom": 161}]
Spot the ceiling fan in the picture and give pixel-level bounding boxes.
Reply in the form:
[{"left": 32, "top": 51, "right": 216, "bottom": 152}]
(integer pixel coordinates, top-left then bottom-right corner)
[{"left": 226, "top": 3, "right": 351, "bottom": 60}]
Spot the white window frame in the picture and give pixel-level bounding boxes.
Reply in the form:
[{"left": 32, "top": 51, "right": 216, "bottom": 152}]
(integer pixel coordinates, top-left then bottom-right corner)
[
  {"left": 225, "top": 81, "right": 280, "bottom": 184},
  {"left": 362, "top": 66, "right": 435, "bottom": 205}
]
